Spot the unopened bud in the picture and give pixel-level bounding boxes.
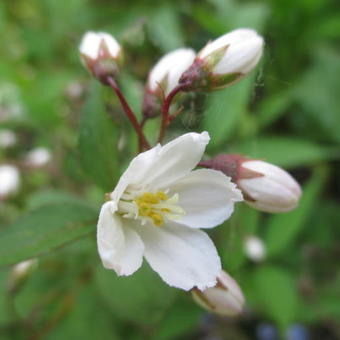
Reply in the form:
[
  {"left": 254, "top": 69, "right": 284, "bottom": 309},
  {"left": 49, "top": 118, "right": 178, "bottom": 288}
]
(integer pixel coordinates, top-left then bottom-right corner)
[
  {"left": 200, "top": 154, "right": 301, "bottom": 213},
  {"left": 192, "top": 270, "right": 245, "bottom": 317},
  {"left": 79, "top": 31, "right": 123, "bottom": 83},
  {"left": 6, "top": 259, "right": 38, "bottom": 294},
  {"left": 244, "top": 235, "right": 266, "bottom": 262},
  {"left": 25, "top": 147, "right": 51, "bottom": 168},
  {"left": 179, "top": 28, "right": 263, "bottom": 91},
  {"left": 0, "top": 164, "right": 20, "bottom": 200},
  {"left": 0, "top": 129, "right": 17, "bottom": 148},
  {"left": 142, "top": 48, "right": 195, "bottom": 118}
]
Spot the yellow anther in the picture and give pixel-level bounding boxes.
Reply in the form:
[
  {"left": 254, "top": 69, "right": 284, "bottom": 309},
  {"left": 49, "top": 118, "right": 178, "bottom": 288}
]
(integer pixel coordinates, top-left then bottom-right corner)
[
  {"left": 140, "top": 192, "right": 160, "bottom": 204},
  {"left": 150, "top": 213, "right": 164, "bottom": 227},
  {"left": 131, "top": 190, "right": 182, "bottom": 227},
  {"left": 156, "top": 191, "right": 169, "bottom": 201}
]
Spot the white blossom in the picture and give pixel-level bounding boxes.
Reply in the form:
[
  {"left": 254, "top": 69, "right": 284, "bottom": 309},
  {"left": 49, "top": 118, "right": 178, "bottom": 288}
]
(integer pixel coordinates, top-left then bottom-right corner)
[
  {"left": 239, "top": 160, "right": 302, "bottom": 213},
  {"left": 192, "top": 270, "right": 245, "bottom": 316},
  {"left": 0, "top": 164, "right": 20, "bottom": 199},
  {"left": 244, "top": 235, "right": 266, "bottom": 262},
  {"left": 97, "top": 132, "right": 242, "bottom": 291},
  {"left": 199, "top": 28, "right": 263, "bottom": 75},
  {"left": 148, "top": 48, "right": 196, "bottom": 96}
]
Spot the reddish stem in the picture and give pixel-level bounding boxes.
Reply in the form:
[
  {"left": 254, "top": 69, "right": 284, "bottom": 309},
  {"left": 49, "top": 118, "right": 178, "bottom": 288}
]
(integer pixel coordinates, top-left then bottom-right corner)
[
  {"left": 106, "top": 76, "right": 150, "bottom": 150},
  {"left": 158, "top": 84, "right": 187, "bottom": 143}
]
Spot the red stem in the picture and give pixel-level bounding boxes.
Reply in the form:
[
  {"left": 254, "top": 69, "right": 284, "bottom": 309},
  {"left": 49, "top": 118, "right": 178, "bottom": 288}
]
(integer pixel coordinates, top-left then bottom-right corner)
[
  {"left": 106, "top": 76, "right": 150, "bottom": 150},
  {"left": 158, "top": 84, "right": 187, "bottom": 143}
]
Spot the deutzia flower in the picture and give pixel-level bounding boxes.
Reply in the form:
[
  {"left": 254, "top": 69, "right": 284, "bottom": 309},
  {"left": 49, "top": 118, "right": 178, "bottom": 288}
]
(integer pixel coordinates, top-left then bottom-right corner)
[
  {"left": 142, "top": 48, "right": 195, "bottom": 117},
  {"left": 179, "top": 28, "right": 263, "bottom": 91},
  {"left": 97, "top": 132, "right": 242, "bottom": 291}
]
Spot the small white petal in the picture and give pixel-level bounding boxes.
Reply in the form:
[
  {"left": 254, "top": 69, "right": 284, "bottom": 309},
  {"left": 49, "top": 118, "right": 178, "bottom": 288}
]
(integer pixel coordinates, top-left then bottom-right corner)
[
  {"left": 97, "top": 202, "right": 144, "bottom": 276},
  {"left": 149, "top": 48, "right": 196, "bottom": 95},
  {"left": 137, "top": 222, "right": 221, "bottom": 291},
  {"left": 170, "top": 169, "right": 243, "bottom": 228}
]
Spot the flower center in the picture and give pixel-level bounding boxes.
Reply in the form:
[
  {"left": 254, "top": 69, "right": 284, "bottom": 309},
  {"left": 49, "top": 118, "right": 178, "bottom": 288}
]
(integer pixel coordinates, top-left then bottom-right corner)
[{"left": 118, "top": 190, "right": 185, "bottom": 227}]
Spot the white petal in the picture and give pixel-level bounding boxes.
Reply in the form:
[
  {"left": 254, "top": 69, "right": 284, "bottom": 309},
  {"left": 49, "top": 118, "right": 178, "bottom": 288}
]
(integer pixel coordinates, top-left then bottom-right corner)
[
  {"left": 169, "top": 169, "right": 243, "bottom": 228},
  {"left": 146, "top": 132, "right": 210, "bottom": 190},
  {"left": 110, "top": 132, "right": 210, "bottom": 199},
  {"left": 137, "top": 222, "right": 221, "bottom": 291},
  {"left": 97, "top": 202, "right": 144, "bottom": 276}
]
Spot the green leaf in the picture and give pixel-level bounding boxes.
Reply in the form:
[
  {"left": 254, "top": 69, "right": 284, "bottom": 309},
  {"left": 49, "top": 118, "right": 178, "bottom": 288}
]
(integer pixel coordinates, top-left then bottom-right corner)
[
  {"left": 95, "top": 264, "right": 177, "bottom": 326},
  {"left": 78, "top": 81, "right": 119, "bottom": 190},
  {"left": 202, "top": 76, "right": 254, "bottom": 149},
  {"left": 251, "top": 266, "right": 299, "bottom": 329},
  {"left": 0, "top": 202, "right": 97, "bottom": 267},
  {"left": 232, "top": 136, "right": 339, "bottom": 168},
  {"left": 147, "top": 5, "right": 184, "bottom": 52},
  {"left": 265, "top": 166, "right": 329, "bottom": 257}
]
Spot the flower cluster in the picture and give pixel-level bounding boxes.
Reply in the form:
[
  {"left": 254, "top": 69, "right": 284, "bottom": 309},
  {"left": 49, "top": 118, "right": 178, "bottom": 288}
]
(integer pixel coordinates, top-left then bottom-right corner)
[{"left": 79, "top": 27, "right": 301, "bottom": 317}]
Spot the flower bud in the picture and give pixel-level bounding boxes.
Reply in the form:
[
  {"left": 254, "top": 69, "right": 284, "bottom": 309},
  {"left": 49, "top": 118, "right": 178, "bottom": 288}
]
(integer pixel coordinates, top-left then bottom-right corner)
[
  {"left": 79, "top": 31, "right": 123, "bottom": 83},
  {"left": 0, "top": 129, "right": 16, "bottom": 148},
  {"left": 200, "top": 154, "right": 301, "bottom": 213},
  {"left": 6, "top": 259, "right": 38, "bottom": 294},
  {"left": 142, "top": 48, "right": 195, "bottom": 118},
  {"left": 179, "top": 28, "right": 263, "bottom": 91},
  {"left": 25, "top": 147, "right": 51, "bottom": 168},
  {"left": 0, "top": 164, "right": 20, "bottom": 199},
  {"left": 244, "top": 235, "right": 266, "bottom": 262},
  {"left": 192, "top": 270, "right": 245, "bottom": 317}
]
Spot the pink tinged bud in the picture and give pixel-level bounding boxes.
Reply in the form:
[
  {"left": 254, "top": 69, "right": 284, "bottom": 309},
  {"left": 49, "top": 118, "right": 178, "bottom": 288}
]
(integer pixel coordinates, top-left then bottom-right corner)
[
  {"left": 239, "top": 160, "right": 302, "bottom": 213},
  {"left": 0, "top": 164, "right": 20, "bottom": 199},
  {"left": 200, "top": 155, "right": 301, "bottom": 213},
  {"left": 180, "top": 28, "right": 263, "bottom": 91},
  {"left": 244, "top": 236, "right": 266, "bottom": 262},
  {"left": 142, "top": 48, "right": 196, "bottom": 118},
  {"left": 192, "top": 270, "right": 245, "bottom": 317},
  {"left": 79, "top": 31, "right": 123, "bottom": 82}
]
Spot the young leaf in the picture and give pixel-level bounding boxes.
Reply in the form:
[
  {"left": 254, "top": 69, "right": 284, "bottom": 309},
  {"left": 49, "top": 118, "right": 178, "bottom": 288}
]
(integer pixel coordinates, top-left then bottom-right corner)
[{"left": 0, "top": 202, "right": 97, "bottom": 267}]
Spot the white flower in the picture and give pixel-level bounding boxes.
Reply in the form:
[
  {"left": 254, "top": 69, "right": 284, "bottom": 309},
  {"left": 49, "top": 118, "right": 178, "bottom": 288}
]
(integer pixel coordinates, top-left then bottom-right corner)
[
  {"left": 0, "top": 164, "right": 20, "bottom": 199},
  {"left": 244, "top": 235, "right": 266, "bottom": 262},
  {"left": 239, "top": 160, "right": 302, "bottom": 213},
  {"left": 79, "top": 31, "right": 121, "bottom": 60},
  {"left": 25, "top": 147, "right": 51, "bottom": 167},
  {"left": 7, "top": 259, "right": 38, "bottom": 293},
  {"left": 0, "top": 129, "right": 16, "bottom": 148},
  {"left": 199, "top": 28, "right": 263, "bottom": 75},
  {"left": 148, "top": 48, "right": 196, "bottom": 96},
  {"left": 97, "top": 132, "right": 242, "bottom": 291},
  {"left": 192, "top": 270, "right": 245, "bottom": 316}
]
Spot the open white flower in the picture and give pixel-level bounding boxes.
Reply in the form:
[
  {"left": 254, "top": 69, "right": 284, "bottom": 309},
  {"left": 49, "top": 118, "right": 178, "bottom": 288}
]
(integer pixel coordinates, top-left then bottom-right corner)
[
  {"left": 97, "top": 132, "right": 242, "bottom": 291},
  {"left": 0, "top": 164, "right": 20, "bottom": 199}
]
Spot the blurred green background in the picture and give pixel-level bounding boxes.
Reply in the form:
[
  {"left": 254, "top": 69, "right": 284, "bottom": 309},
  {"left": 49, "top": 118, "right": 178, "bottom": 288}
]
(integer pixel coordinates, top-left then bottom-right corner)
[{"left": 1, "top": 0, "right": 340, "bottom": 339}]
